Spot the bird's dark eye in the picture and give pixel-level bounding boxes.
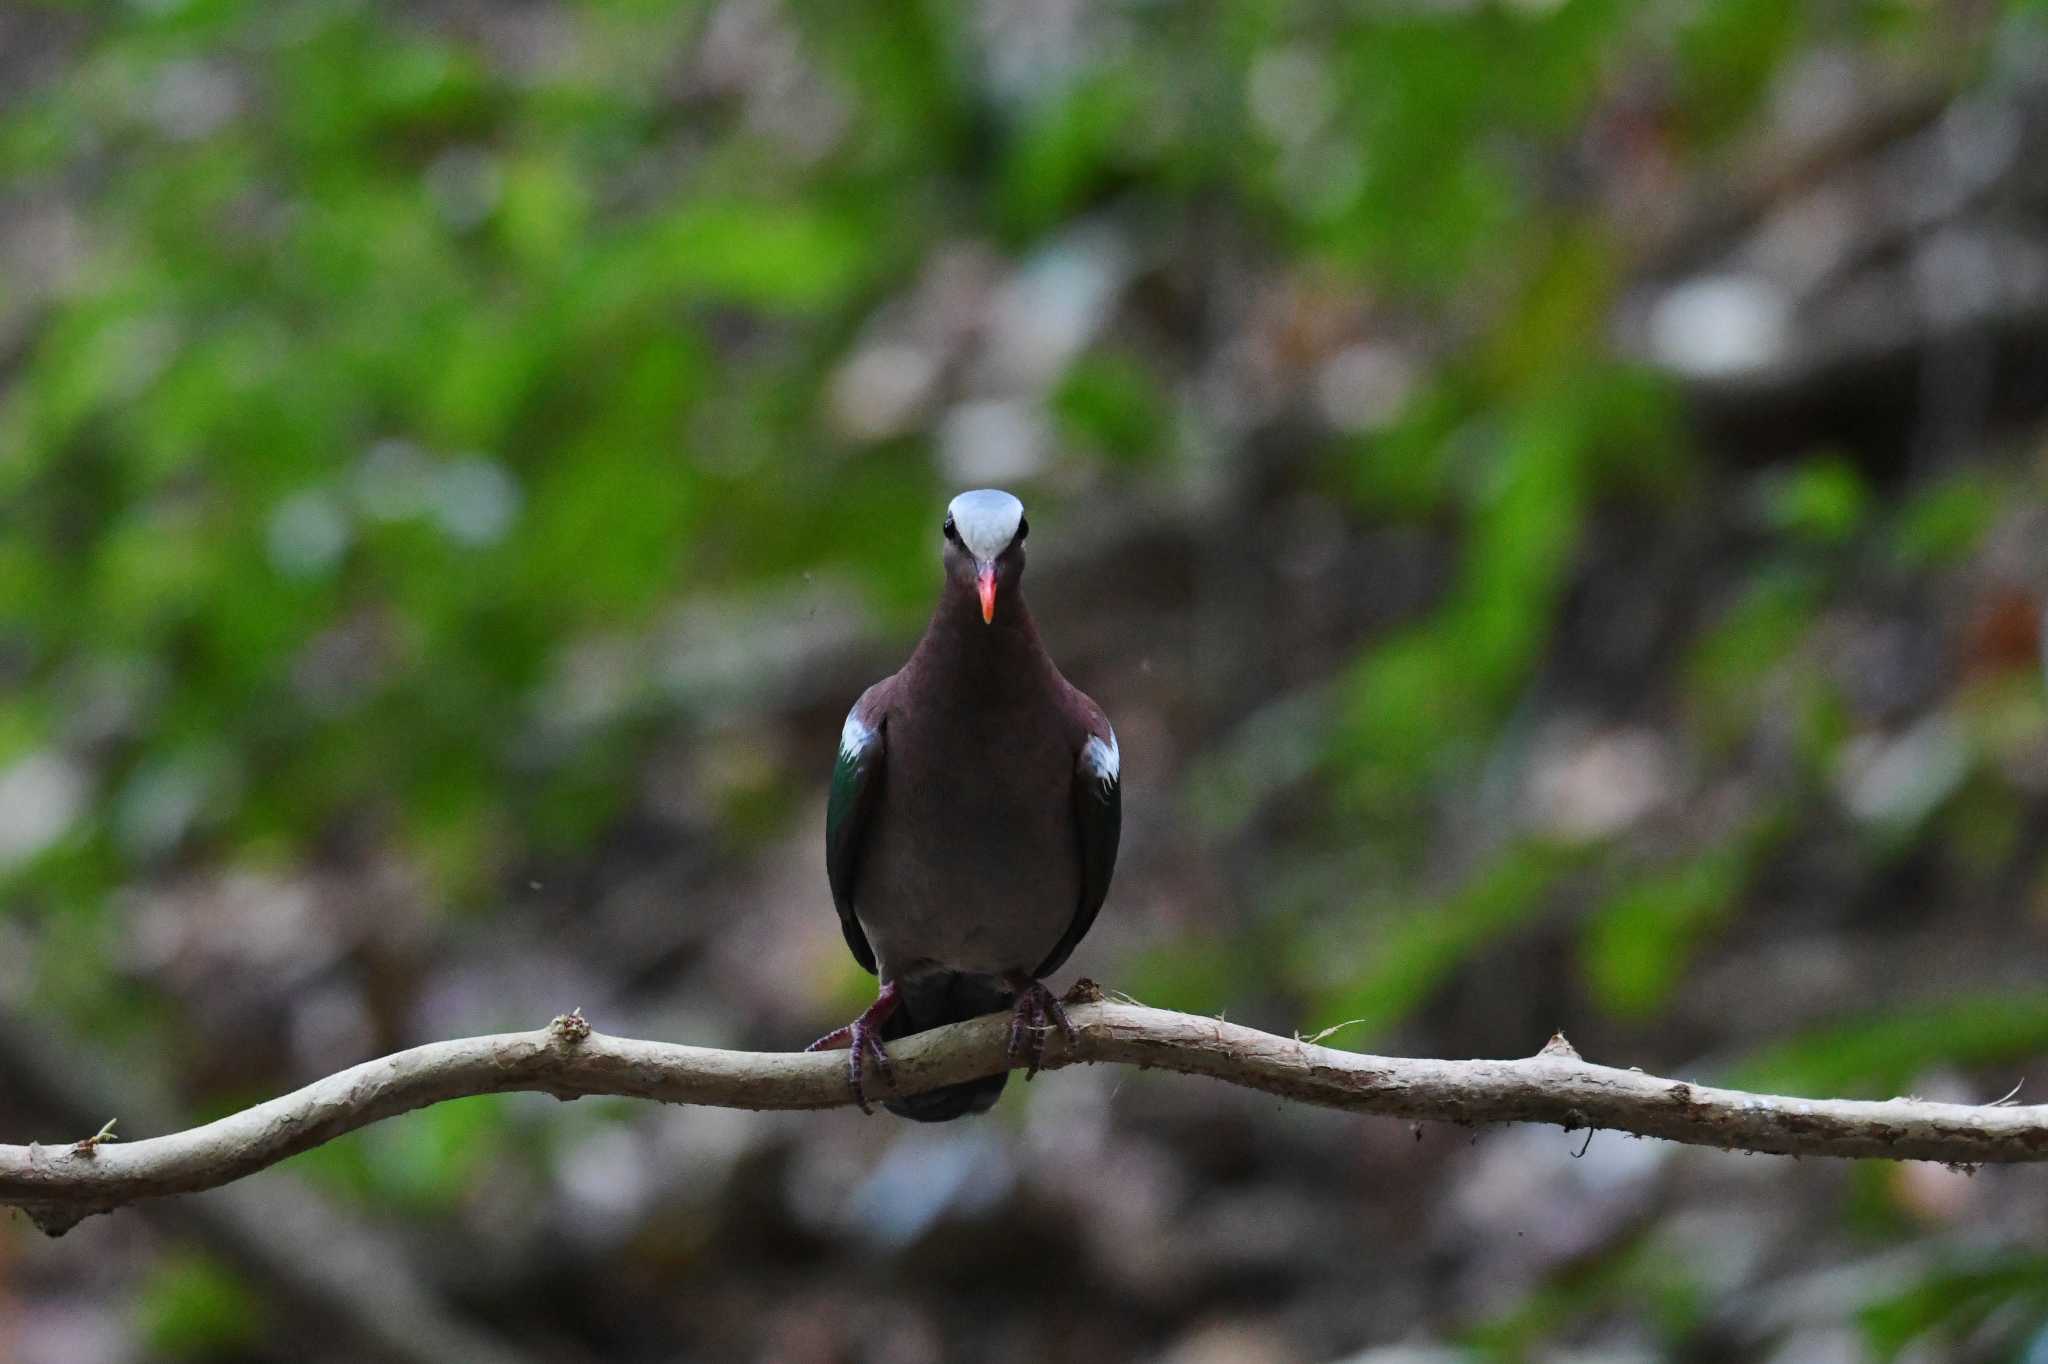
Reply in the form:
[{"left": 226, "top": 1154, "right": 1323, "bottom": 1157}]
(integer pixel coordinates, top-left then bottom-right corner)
[
  {"left": 1016, "top": 516, "right": 1029, "bottom": 542},
  {"left": 943, "top": 514, "right": 960, "bottom": 543}
]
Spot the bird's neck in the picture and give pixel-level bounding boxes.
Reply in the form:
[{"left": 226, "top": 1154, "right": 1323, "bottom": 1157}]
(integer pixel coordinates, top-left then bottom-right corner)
[{"left": 910, "top": 578, "right": 1059, "bottom": 695}]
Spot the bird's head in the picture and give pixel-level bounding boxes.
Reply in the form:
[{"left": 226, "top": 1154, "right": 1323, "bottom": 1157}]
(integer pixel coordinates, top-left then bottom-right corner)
[{"left": 941, "top": 488, "right": 1028, "bottom": 625}]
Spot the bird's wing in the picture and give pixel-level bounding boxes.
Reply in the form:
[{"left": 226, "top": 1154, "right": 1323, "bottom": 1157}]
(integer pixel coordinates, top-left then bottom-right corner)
[
  {"left": 826, "top": 684, "right": 888, "bottom": 975},
  {"left": 1034, "top": 706, "right": 1122, "bottom": 979}
]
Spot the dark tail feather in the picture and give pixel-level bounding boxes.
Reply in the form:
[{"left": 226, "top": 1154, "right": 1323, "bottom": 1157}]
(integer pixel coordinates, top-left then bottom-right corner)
[{"left": 881, "top": 972, "right": 1012, "bottom": 1122}]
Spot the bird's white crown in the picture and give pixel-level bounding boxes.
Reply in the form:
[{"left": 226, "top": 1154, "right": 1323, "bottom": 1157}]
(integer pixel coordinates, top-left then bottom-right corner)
[{"left": 947, "top": 488, "right": 1025, "bottom": 562}]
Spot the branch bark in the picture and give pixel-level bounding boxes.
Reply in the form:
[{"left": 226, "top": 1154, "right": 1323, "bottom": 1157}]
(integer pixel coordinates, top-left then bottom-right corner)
[
  {"left": 7, "top": 996, "right": 2045, "bottom": 1236},
  {"left": 0, "top": 1009, "right": 546, "bottom": 1364}
]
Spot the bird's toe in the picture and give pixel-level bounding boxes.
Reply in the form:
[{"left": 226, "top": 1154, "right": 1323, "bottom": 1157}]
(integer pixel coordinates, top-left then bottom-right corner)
[
  {"left": 1005, "top": 1005, "right": 1031, "bottom": 1063},
  {"left": 846, "top": 1051, "right": 873, "bottom": 1115},
  {"left": 858, "top": 1021, "right": 894, "bottom": 1079},
  {"left": 808, "top": 983, "right": 902, "bottom": 1114},
  {"left": 1002, "top": 977, "right": 1068, "bottom": 1079},
  {"left": 804, "top": 1023, "right": 854, "bottom": 1054},
  {"left": 845, "top": 1015, "right": 898, "bottom": 1115},
  {"left": 1044, "top": 994, "right": 1078, "bottom": 1047}
]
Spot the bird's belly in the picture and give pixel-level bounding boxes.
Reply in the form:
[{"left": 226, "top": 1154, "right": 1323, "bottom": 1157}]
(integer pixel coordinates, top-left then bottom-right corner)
[{"left": 854, "top": 765, "right": 1080, "bottom": 980}]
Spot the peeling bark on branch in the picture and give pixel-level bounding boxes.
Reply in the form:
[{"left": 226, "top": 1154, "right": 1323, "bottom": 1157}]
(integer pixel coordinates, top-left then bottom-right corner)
[{"left": 7, "top": 1000, "right": 2046, "bottom": 1236}]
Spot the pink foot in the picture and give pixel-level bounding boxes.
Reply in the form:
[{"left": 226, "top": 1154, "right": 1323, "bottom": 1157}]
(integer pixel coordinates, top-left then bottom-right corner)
[
  {"left": 1002, "top": 973, "right": 1077, "bottom": 1079},
  {"left": 806, "top": 981, "right": 900, "bottom": 1114}
]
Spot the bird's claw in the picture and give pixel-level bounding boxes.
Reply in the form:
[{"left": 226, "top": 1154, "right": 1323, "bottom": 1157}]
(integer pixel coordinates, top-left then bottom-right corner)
[
  {"left": 806, "top": 986, "right": 900, "bottom": 1115},
  {"left": 1002, "top": 976, "right": 1076, "bottom": 1079}
]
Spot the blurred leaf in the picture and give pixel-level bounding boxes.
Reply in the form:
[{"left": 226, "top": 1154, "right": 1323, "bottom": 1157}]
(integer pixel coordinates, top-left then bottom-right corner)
[
  {"left": 1182, "top": 688, "right": 1333, "bottom": 836},
  {"left": 797, "top": 1, "right": 964, "bottom": 175},
  {"left": 1731, "top": 993, "right": 2048, "bottom": 1098},
  {"left": 1938, "top": 773, "right": 2024, "bottom": 876},
  {"left": 1890, "top": 476, "right": 1997, "bottom": 569},
  {"left": 291, "top": 1095, "right": 506, "bottom": 1214},
  {"left": 1762, "top": 455, "right": 1870, "bottom": 544},
  {"left": 1466, "top": 1239, "right": 1704, "bottom": 1359},
  {"left": 1478, "top": 230, "right": 1615, "bottom": 389},
  {"left": 1684, "top": 566, "right": 1825, "bottom": 749},
  {"left": 1582, "top": 815, "right": 1784, "bottom": 1019},
  {"left": 1676, "top": 0, "right": 1807, "bottom": 144},
  {"left": 996, "top": 75, "right": 1149, "bottom": 239},
  {"left": 1322, "top": 841, "right": 1588, "bottom": 1042},
  {"left": 137, "top": 1252, "right": 264, "bottom": 1359},
  {"left": 633, "top": 200, "right": 877, "bottom": 313},
  {"left": 1342, "top": 384, "right": 1469, "bottom": 518},
  {"left": 1859, "top": 1254, "right": 2048, "bottom": 1361},
  {"left": 1333, "top": 396, "right": 1591, "bottom": 802},
  {"left": 1051, "top": 350, "right": 1170, "bottom": 465},
  {"left": 1124, "top": 939, "right": 1255, "bottom": 1017}
]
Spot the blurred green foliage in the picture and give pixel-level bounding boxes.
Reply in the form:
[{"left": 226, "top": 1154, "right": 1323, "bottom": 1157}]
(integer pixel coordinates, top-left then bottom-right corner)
[
  {"left": 288, "top": 1093, "right": 509, "bottom": 1213},
  {"left": 1466, "top": 1239, "right": 1706, "bottom": 1361},
  {"left": 1323, "top": 840, "right": 1589, "bottom": 1036},
  {"left": 1734, "top": 994, "right": 2048, "bottom": 1098},
  {"left": 1582, "top": 811, "right": 1787, "bottom": 1020},
  {"left": 3, "top": 3, "right": 953, "bottom": 959},
  {"left": 6, "top": 0, "right": 2011, "bottom": 999},
  {"left": 1051, "top": 352, "right": 1170, "bottom": 467},
  {"left": 137, "top": 1252, "right": 264, "bottom": 1359},
  {"left": 1859, "top": 1253, "right": 2048, "bottom": 1361}
]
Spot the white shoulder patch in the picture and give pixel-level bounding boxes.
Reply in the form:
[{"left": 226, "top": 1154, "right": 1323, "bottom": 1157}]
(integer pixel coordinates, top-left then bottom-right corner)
[
  {"left": 948, "top": 488, "right": 1025, "bottom": 562},
  {"left": 1081, "top": 728, "right": 1120, "bottom": 789},
  {"left": 839, "top": 710, "right": 873, "bottom": 762}
]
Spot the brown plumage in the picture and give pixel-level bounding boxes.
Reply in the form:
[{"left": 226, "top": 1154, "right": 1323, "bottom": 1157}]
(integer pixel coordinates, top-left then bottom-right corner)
[{"left": 810, "top": 490, "right": 1121, "bottom": 1120}]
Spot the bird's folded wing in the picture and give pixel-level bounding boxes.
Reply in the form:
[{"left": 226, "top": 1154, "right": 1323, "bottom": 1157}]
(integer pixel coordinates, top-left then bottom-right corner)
[
  {"left": 826, "top": 684, "right": 889, "bottom": 975},
  {"left": 1034, "top": 715, "right": 1121, "bottom": 979}
]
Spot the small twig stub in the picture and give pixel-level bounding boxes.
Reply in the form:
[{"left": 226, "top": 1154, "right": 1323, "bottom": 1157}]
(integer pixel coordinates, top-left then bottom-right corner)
[{"left": 71, "top": 1118, "right": 119, "bottom": 1156}]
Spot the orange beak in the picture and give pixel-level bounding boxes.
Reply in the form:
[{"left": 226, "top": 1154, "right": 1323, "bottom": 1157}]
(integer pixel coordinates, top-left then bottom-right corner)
[{"left": 976, "top": 563, "right": 998, "bottom": 624}]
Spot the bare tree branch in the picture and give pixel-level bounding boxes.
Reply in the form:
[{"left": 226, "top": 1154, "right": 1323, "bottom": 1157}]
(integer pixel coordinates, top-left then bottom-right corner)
[
  {"left": 0, "top": 1008, "right": 548, "bottom": 1364},
  {"left": 7, "top": 996, "right": 2046, "bottom": 1236}
]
